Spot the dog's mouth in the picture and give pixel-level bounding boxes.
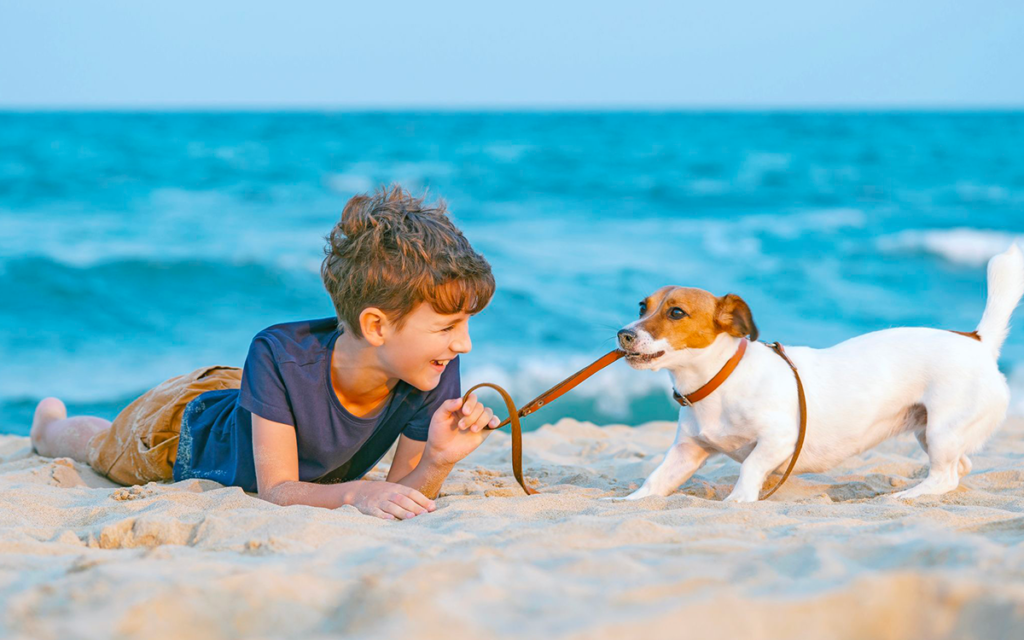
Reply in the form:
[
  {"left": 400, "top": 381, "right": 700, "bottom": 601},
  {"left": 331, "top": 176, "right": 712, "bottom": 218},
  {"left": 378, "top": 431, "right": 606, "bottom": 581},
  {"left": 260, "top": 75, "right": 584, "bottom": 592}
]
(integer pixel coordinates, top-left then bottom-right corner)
[{"left": 625, "top": 350, "right": 665, "bottom": 364}]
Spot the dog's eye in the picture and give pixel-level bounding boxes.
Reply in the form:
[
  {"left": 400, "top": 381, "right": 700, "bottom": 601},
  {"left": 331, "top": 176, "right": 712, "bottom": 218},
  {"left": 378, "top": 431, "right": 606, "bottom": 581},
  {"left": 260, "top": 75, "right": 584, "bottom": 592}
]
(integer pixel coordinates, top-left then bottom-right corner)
[
  {"left": 638, "top": 303, "right": 647, "bottom": 317},
  {"left": 669, "top": 307, "right": 688, "bottom": 320}
]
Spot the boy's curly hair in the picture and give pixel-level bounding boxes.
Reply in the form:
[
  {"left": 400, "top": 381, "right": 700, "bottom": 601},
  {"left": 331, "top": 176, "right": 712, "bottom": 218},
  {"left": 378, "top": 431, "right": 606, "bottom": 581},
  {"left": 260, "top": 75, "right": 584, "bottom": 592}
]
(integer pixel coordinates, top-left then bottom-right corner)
[{"left": 321, "top": 185, "right": 495, "bottom": 338}]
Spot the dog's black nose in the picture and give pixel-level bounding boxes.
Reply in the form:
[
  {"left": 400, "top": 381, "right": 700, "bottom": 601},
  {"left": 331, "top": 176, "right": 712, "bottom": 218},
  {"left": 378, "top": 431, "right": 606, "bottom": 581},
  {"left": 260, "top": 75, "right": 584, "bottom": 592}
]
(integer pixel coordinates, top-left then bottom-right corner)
[{"left": 617, "top": 329, "right": 636, "bottom": 349}]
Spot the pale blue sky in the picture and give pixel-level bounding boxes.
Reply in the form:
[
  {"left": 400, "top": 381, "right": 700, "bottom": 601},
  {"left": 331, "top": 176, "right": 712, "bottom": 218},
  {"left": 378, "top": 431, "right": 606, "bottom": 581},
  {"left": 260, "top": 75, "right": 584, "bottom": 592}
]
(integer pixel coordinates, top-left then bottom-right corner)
[{"left": 2, "top": 0, "right": 1022, "bottom": 109}]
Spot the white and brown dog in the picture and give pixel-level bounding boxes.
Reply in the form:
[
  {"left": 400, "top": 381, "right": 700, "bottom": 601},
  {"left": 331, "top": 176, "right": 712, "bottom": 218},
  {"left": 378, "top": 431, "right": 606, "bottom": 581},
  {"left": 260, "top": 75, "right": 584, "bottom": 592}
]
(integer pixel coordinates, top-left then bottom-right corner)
[{"left": 615, "top": 244, "right": 1024, "bottom": 502}]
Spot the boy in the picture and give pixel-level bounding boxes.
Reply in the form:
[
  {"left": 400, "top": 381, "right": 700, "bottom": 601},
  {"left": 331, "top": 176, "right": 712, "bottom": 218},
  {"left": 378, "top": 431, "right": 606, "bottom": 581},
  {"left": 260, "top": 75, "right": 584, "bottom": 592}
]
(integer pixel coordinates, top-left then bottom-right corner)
[{"left": 30, "top": 186, "right": 501, "bottom": 520}]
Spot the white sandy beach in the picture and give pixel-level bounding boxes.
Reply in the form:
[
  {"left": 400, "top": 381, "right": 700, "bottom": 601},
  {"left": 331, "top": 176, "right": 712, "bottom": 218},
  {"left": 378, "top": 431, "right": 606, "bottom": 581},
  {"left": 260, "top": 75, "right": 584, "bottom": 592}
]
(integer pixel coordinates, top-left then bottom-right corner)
[{"left": 3, "top": 417, "right": 1024, "bottom": 640}]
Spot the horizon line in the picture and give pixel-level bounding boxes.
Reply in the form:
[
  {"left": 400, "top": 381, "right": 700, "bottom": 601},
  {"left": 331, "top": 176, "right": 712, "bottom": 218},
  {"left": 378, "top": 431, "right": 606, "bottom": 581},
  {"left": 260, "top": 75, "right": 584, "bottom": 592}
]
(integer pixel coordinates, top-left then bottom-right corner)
[{"left": 2, "top": 104, "right": 1023, "bottom": 114}]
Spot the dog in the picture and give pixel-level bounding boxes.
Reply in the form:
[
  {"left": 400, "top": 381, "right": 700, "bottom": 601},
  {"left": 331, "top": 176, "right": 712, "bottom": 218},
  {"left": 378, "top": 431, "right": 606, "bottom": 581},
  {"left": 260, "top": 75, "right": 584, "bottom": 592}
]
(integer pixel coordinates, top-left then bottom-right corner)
[{"left": 614, "top": 244, "right": 1024, "bottom": 502}]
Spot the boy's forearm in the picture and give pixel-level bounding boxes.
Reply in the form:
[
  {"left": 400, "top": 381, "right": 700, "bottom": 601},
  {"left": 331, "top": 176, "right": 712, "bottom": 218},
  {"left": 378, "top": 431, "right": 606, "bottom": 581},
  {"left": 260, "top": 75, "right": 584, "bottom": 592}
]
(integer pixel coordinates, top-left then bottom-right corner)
[
  {"left": 397, "top": 452, "right": 455, "bottom": 499},
  {"left": 259, "top": 479, "right": 356, "bottom": 509}
]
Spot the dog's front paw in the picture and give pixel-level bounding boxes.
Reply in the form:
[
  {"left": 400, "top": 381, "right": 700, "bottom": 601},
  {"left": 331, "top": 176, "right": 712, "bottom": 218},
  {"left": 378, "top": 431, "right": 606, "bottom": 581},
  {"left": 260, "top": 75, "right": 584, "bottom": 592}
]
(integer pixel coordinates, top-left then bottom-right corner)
[
  {"left": 601, "top": 485, "right": 654, "bottom": 501},
  {"left": 723, "top": 489, "right": 758, "bottom": 503}
]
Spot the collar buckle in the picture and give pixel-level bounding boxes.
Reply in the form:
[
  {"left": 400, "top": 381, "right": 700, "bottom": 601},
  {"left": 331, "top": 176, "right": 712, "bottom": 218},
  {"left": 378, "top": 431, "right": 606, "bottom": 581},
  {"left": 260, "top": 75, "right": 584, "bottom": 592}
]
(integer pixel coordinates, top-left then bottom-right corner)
[{"left": 673, "top": 389, "right": 694, "bottom": 408}]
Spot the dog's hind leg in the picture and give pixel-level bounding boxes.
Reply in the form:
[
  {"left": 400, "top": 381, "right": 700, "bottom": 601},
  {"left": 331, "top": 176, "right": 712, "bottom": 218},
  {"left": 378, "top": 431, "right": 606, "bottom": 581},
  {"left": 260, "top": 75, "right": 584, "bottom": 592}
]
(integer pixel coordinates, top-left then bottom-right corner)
[
  {"left": 915, "top": 427, "right": 972, "bottom": 476},
  {"left": 893, "top": 425, "right": 965, "bottom": 499},
  {"left": 619, "top": 436, "right": 712, "bottom": 500},
  {"left": 893, "top": 401, "right": 1000, "bottom": 499}
]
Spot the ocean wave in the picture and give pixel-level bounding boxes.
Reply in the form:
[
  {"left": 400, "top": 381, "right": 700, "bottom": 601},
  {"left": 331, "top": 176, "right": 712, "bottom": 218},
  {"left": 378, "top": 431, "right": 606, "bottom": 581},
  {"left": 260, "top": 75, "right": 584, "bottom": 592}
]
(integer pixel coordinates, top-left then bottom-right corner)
[
  {"left": 877, "top": 228, "right": 1024, "bottom": 267},
  {"left": 0, "top": 255, "right": 328, "bottom": 371},
  {"left": 324, "top": 161, "right": 455, "bottom": 196},
  {"left": 952, "top": 182, "right": 1017, "bottom": 205}
]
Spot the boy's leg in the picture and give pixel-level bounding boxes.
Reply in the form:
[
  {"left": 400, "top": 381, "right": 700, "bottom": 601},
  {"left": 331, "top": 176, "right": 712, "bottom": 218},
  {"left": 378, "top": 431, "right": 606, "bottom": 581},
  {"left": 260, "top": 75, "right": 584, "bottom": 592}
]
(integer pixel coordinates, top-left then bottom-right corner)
[{"left": 30, "top": 397, "right": 112, "bottom": 462}]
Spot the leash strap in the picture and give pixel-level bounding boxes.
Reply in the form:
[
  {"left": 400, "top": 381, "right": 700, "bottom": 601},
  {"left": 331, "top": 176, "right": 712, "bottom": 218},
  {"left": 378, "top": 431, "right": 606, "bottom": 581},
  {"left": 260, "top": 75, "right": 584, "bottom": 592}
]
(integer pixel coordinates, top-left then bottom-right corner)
[
  {"left": 759, "top": 342, "right": 808, "bottom": 499},
  {"left": 462, "top": 382, "right": 539, "bottom": 495},
  {"left": 463, "top": 349, "right": 625, "bottom": 495}
]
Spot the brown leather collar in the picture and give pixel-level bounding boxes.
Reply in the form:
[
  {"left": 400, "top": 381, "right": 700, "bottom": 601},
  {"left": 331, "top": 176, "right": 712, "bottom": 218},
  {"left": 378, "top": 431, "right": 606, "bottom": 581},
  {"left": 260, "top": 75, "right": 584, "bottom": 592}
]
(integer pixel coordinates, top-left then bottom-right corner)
[{"left": 672, "top": 338, "right": 748, "bottom": 407}]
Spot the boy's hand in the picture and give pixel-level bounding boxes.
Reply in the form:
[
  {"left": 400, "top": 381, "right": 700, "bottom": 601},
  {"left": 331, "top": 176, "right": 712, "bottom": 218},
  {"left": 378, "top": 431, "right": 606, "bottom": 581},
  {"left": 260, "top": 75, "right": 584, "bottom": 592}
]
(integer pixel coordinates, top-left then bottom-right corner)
[
  {"left": 425, "top": 393, "right": 500, "bottom": 466},
  {"left": 346, "top": 481, "right": 435, "bottom": 520}
]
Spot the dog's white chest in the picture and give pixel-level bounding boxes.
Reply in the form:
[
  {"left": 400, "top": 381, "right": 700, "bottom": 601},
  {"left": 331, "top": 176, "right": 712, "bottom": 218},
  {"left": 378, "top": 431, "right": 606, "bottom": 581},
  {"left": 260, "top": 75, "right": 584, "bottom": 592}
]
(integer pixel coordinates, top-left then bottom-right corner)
[{"left": 689, "top": 412, "right": 756, "bottom": 456}]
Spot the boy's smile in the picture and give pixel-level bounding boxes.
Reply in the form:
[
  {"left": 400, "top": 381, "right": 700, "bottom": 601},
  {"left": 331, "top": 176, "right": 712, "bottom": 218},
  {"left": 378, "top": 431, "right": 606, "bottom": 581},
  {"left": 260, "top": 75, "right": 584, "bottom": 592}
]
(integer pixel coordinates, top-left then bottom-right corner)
[{"left": 429, "top": 358, "right": 452, "bottom": 373}]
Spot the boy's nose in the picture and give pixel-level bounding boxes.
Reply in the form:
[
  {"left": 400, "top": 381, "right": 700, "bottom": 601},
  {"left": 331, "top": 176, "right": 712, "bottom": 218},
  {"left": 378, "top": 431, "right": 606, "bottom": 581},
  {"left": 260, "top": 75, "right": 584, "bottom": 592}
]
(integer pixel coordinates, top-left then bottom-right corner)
[{"left": 452, "top": 326, "right": 472, "bottom": 353}]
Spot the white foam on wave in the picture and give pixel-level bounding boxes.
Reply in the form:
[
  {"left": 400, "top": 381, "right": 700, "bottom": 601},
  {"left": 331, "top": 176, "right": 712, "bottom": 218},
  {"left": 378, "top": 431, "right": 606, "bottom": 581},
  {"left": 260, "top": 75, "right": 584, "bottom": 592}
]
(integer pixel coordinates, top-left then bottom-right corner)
[
  {"left": 325, "top": 173, "right": 375, "bottom": 194},
  {"left": 324, "top": 161, "right": 455, "bottom": 196},
  {"left": 682, "top": 208, "right": 865, "bottom": 271},
  {"left": 878, "top": 228, "right": 1024, "bottom": 268},
  {"left": 953, "top": 182, "right": 1018, "bottom": 205}
]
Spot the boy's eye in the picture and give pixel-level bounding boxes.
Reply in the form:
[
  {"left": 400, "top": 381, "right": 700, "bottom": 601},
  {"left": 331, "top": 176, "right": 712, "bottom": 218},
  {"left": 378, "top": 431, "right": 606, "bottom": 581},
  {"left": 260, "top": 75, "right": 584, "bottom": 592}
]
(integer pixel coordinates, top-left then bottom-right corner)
[{"left": 442, "top": 325, "right": 455, "bottom": 332}]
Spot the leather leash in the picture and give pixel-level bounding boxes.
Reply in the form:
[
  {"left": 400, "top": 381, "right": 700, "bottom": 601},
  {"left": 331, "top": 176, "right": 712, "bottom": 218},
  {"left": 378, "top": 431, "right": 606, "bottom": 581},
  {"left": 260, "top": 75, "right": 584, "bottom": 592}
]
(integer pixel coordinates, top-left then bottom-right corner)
[{"left": 462, "top": 350, "right": 625, "bottom": 495}]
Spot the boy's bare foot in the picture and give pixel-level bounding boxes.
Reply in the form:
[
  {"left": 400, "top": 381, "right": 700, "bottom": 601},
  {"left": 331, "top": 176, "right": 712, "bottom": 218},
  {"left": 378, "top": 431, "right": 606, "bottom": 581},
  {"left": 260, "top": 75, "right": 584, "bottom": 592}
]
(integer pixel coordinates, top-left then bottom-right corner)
[{"left": 31, "top": 397, "right": 68, "bottom": 457}]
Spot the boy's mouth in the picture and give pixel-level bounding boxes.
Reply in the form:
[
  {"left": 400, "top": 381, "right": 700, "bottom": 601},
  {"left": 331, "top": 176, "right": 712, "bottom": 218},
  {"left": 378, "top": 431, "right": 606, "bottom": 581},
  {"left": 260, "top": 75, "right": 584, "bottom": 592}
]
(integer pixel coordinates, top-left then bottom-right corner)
[{"left": 429, "top": 359, "right": 451, "bottom": 372}]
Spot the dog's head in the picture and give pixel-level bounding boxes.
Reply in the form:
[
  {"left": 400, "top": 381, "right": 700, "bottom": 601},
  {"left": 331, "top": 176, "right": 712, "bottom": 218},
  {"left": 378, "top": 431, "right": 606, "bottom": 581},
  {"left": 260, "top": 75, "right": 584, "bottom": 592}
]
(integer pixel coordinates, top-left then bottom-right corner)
[{"left": 617, "top": 286, "right": 758, "bottom": 370}]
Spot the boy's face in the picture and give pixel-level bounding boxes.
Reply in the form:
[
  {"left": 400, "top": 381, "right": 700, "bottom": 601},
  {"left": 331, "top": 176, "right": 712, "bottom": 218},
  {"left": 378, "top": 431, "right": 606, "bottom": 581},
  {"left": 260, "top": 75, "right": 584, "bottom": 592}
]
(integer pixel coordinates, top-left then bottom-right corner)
[{"left": 378, "top": 302, "right": 473, "bottom": 391}]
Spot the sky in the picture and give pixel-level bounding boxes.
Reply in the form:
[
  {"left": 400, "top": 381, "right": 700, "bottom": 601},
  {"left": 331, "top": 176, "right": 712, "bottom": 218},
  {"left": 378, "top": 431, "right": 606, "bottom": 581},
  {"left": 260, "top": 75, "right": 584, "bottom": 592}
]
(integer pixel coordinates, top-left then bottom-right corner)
[{"left": 1, "top": 0, "right": 1022, "bottom": 109}]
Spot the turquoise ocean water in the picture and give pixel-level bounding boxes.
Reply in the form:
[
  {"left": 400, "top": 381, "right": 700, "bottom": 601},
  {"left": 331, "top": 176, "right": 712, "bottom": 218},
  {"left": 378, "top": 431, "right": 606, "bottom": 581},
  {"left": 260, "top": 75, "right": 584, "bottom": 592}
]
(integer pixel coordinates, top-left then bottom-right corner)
[{"left": 2, "top": 112, "right": 1024, "bottom": 435}]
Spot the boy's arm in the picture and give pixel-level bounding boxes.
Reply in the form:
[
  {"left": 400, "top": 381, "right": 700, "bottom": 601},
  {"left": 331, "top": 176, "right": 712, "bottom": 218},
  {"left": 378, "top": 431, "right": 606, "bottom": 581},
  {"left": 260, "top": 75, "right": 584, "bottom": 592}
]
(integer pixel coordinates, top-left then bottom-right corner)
[
  {"left": 252, "top": 413, "right": 434, "bottom": 517},
  {"left": 390, "top": 394, "right": 499, "bottom": 499},
  {"left": 388, "top": 434, "right": 456, "bottom": 499},
  {"left": 386, "top": 434, "right": 427, "bottom": 483}
]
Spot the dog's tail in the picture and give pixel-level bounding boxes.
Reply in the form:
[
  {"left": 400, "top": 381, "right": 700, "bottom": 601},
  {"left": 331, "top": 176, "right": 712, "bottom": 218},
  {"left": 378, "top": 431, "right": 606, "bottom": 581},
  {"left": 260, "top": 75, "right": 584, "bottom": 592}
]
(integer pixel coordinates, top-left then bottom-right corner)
[{"left": 976, "top": 242, "right": 1024, "bottom": 359}]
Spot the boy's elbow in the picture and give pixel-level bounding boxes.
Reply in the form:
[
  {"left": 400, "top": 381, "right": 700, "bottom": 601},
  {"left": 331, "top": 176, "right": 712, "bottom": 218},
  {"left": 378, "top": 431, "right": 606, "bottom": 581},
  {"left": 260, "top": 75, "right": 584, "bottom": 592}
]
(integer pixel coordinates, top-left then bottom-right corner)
[{"left": 257, "top": 481, "right": 293, "bottom": 506}]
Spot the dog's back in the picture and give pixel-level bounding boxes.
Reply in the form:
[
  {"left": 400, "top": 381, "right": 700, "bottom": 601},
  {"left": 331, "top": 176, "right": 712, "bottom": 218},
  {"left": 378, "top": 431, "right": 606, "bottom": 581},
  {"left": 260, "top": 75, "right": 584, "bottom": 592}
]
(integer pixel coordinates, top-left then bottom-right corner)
[{"left": 786, "top": 244, "right": 1024, "bottom": 473}]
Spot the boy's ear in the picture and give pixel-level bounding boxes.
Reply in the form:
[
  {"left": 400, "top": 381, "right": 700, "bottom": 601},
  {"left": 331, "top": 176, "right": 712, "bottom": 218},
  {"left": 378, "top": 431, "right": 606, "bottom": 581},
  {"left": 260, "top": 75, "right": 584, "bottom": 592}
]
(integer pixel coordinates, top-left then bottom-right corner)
[
  {"left": 358, "top": 307, "right": 388, "bottom": 346},
  {"left": 714, "top": 294, "right": 759, "bottom": 342}
]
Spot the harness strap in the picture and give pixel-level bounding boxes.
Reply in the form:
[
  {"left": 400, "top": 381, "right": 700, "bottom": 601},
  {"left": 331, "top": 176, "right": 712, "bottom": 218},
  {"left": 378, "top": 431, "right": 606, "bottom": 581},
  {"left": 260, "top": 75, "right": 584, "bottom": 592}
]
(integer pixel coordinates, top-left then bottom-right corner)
[
  {"left": 950, "top": 330, "right": 981, "bottom": 341},
  {"left": 670, "top": 338, "right": 805, "bottom": 499},
  {"left": 758, "top": 342, "right": 808, "bottom": 500}
]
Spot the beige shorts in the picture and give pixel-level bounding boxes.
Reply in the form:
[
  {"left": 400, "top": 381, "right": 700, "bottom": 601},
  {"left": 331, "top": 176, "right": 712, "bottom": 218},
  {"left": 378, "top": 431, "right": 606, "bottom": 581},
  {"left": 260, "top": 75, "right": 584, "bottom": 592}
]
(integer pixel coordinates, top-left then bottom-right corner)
[{"left": 87, "top": 365, "right": 243, "bottom": 486}]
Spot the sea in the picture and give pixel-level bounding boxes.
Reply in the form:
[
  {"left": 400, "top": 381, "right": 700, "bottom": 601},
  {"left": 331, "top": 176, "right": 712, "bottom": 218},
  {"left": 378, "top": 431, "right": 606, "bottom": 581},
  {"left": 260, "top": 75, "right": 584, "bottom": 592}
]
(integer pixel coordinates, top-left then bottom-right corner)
[{"left": 2, "top": 111, "right": 1023, "bottom": 435}]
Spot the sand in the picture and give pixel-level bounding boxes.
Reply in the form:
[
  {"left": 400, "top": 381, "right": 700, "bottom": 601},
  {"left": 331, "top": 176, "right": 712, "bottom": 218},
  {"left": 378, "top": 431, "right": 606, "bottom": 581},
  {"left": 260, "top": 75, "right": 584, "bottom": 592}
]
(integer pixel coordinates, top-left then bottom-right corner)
[{"left": 3, "top": 417, "right": 1024, "bottom": 640}]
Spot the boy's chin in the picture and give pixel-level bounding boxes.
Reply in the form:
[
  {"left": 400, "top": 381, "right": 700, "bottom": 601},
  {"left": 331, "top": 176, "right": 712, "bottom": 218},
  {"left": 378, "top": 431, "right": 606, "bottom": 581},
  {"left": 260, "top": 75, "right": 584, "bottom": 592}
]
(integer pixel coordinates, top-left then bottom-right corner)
[{"left": 407, "top": 370, "right": 443, "bottom": 392}]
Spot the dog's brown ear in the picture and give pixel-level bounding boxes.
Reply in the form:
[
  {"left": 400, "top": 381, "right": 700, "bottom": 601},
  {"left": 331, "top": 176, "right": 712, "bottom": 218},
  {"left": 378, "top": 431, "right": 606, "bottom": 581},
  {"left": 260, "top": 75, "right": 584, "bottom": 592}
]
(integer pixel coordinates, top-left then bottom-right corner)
[{"left": 715, "top": 294, "right": 758, "bottom": 342}]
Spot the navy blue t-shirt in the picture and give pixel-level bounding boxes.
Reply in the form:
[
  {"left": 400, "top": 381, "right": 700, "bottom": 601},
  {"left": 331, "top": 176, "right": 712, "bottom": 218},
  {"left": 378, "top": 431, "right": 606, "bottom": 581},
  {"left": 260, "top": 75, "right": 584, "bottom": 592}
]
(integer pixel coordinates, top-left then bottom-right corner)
[{"left": 171, "top": 317, "right": 461, "bottom": 492}]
